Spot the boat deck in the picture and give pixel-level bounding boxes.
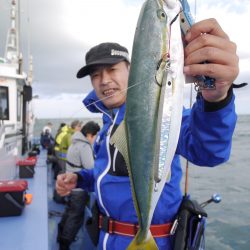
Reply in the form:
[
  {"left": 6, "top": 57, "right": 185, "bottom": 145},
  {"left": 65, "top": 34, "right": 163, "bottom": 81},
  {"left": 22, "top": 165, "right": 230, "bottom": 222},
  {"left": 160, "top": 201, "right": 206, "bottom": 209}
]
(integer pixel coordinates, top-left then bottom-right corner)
[
  {"left": 0, "top": 151, "right": 49, "bottom": 249},
  {"left": 0, "top": 149, "right": 95, "bottom": 250}
]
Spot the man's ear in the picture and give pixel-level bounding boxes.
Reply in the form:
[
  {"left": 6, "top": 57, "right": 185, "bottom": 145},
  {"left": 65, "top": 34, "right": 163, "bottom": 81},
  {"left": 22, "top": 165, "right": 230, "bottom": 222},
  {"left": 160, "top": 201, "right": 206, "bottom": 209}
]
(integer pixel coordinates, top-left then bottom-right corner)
[{"left": 127, "top": 62, "right": 130, "bottom": 71}]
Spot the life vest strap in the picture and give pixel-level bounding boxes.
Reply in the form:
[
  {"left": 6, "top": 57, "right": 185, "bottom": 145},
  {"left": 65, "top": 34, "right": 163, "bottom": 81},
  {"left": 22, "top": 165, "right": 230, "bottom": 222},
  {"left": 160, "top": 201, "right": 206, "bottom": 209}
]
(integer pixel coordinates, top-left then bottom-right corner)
[
  {"left": 66, "top": 160, "right": 82, "bottom": 169},
  {"left": 99, "top": 214, "right": 173, "bottom": 238}
]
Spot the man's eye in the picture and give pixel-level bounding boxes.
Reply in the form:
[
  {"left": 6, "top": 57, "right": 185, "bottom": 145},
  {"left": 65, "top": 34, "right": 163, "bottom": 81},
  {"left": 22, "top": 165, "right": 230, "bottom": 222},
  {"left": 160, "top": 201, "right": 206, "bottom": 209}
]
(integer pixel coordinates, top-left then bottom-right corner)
[{"left": 91, "top": 73, "right": 99, "bottom": 78}]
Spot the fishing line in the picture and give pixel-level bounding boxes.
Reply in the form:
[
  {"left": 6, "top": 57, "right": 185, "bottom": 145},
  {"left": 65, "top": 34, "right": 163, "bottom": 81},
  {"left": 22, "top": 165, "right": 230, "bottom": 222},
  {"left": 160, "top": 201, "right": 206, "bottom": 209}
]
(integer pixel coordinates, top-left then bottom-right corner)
[
  {"left": 85, "top": 77, "right": 152, "bottom": 109},
  {"left": 68, "top": 13, "right": 180, "bottom": 118},
  {"left": 68, "top": 74, "right": 155, "bottom": 118},
  {"left": 184, "top": 0, "right": 197, "bottom": 197},
  {"left": 167, "top": 11, "right": 181, "bottom": 60}
]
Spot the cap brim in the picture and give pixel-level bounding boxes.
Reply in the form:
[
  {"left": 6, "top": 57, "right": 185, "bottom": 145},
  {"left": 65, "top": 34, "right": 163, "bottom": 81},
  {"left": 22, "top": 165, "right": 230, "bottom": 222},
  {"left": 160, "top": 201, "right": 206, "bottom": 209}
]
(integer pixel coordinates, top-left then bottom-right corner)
[{"left": 76, "top": 57, "right": 127, "bottom": 78}]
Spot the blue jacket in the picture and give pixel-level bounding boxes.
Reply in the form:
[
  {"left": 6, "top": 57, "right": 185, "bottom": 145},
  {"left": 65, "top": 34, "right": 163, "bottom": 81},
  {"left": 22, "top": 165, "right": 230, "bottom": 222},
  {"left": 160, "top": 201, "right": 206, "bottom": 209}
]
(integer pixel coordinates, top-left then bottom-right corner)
[{"left": 77, "top": 90, "right": 237, "bottom": 250}]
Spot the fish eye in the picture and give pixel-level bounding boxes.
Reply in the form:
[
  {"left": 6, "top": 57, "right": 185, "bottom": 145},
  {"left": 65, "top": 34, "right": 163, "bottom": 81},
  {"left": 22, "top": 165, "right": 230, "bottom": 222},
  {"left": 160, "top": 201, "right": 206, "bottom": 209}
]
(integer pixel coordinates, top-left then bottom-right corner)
[{"left": 157, "top": 9, "right": 167, "bottom": 20}]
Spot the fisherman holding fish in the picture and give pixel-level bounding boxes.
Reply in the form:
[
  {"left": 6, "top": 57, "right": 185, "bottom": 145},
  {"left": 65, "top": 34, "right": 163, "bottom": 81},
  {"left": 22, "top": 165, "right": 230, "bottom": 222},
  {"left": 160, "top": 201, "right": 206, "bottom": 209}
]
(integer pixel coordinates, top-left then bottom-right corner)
[{"left": 56, "top": 0, "right": 239, "bottom": 249}]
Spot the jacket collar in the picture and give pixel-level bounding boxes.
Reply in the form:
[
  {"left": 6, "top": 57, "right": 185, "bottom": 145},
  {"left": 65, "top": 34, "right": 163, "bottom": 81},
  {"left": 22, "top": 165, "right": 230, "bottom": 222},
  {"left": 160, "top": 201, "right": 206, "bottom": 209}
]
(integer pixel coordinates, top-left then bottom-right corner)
[
  {"left": 83, "top": 90, "right": 106, "bottom": 114},
  {"left": 82, "top": 90, "right": 126, "bottom": 123}
]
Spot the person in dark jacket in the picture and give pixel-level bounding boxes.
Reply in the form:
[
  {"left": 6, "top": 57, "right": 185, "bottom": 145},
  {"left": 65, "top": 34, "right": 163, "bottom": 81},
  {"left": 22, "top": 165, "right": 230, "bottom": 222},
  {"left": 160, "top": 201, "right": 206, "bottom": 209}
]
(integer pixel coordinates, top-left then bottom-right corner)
[
  {"left": 40, "top": 128, "right": 54, "bottom": 149},
  {"left": 57, "top": 121, "right": 100, "bottom": 250},
  {"left": 56, "top": 18, "right": 239, "bottom": 250}
]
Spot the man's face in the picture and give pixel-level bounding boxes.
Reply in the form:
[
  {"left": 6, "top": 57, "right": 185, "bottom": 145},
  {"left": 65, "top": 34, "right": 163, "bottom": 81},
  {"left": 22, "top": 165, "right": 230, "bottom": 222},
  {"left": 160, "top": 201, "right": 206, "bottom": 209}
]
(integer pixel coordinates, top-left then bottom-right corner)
[
  {"left": 90, "top": 61, "right": 129, "bottom": 109},
  {"left": 74, "top": 123, "right": 82, "bottom": 132},
  {"left": 87, "top": 134, "right": 97, "bottom": 145}
]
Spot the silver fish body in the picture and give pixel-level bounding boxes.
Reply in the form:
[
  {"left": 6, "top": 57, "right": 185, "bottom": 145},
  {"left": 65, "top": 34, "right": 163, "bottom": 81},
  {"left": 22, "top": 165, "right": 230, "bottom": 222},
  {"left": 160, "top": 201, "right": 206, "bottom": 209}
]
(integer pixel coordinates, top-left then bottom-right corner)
[{"left": 110, "top": 0, "right": 185, "bottom": 249}]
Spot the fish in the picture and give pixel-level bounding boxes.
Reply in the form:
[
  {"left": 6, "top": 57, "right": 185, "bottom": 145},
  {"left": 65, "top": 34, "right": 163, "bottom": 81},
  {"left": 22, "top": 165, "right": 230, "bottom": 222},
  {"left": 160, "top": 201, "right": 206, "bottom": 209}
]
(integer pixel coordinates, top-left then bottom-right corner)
[{"left": 110, "top": 0, "right": 185, "bottom": 249}]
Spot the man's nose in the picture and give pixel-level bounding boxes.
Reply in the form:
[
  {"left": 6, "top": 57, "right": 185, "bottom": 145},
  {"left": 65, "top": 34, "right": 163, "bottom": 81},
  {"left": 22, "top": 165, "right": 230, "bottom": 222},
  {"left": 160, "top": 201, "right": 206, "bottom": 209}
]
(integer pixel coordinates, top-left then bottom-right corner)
[{"left": 101, "top": 70, "right": 111, "bottom": 85}]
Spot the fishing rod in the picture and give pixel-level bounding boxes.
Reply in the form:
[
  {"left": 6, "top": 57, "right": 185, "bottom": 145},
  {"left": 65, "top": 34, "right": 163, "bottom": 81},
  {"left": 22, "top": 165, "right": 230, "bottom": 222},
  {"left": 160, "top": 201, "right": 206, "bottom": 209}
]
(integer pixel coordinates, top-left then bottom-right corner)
[
  {"left": 200, "top": 193, "right": 222, "bottom": 208},
  {"left": 182, "top": 0, "right": 196, "bottom": 197},
  {"left": 181, "top": 0, "right": 222, "bottom": 207}
]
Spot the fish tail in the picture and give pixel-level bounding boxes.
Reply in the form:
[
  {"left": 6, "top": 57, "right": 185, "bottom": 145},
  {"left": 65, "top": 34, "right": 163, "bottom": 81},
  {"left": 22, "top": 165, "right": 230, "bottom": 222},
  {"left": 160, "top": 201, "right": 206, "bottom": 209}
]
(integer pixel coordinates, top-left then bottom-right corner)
[{"left": 126, "top": 231, "right": 158, "bottom": 250}]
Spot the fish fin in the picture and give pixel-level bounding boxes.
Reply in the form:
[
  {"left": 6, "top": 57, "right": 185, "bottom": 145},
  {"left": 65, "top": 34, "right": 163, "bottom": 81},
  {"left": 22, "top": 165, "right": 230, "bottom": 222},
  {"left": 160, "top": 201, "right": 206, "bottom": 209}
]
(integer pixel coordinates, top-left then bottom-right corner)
[
  {"left": 110, "top": 121, "right": 142, "bottom": 223},
  {"left": 126, "top": 231, "right": 158, "bottom": 250},
  {"left": 110, "top": 120, "right": 130, "bottom": 169}
]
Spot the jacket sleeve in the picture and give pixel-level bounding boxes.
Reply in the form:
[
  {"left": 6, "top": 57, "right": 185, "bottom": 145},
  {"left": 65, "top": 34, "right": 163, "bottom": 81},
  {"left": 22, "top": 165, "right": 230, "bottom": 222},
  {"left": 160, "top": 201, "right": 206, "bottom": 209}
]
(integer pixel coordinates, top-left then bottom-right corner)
[
  {"left": 176, "top": 90, "right": 237, "bottom": 167},
  {"left": 80, "top": 143, "right": 94, "bottom": 170},
  {"left": 75, "top": 168, "right": 95, "bottom": 192},
  {"left": 59, "top": 135, "right": 67, "bottom": 151}
]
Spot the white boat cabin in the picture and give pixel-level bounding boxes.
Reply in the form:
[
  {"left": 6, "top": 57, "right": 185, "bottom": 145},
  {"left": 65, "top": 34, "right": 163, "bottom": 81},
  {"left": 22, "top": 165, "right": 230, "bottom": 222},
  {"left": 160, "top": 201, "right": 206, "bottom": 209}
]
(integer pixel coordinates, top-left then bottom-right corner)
[{"left": 0, "top": 0, "right": 34, "bottom": 180}]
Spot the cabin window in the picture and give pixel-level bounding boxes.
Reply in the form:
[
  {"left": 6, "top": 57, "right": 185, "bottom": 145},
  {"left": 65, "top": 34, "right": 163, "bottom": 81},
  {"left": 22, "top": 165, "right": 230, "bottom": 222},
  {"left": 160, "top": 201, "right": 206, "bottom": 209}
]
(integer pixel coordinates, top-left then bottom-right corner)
[{"left": 0, "top": 86, "right": 9, "bottom": 120}]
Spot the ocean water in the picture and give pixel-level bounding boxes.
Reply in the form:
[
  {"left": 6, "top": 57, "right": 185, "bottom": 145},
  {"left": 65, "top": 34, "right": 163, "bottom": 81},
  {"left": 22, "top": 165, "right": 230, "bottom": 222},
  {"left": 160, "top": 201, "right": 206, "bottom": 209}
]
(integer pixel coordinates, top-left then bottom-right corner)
[
  {"left": 34, "top": 115, "right": 250, "bottom": 250},
  {"left": 33, "top": 117, "right": 102, "bottom": 138},
  {"left": 181, "top": 114, "right": 250, "bottom": 250}
]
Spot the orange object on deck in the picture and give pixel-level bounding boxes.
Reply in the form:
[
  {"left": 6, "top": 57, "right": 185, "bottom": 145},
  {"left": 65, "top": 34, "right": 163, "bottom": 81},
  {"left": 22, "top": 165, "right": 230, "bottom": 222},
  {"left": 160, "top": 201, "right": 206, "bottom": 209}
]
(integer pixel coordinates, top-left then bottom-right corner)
[{"left": 25, "top": 194, "right": 33, "bottom": 205}]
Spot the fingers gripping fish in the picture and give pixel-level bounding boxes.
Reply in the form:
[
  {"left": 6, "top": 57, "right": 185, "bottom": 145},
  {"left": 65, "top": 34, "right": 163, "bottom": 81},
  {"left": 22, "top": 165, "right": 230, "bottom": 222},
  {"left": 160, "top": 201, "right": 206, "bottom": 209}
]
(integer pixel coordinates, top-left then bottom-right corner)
[{"left": 110, "top": 0, "right": 185, "bottom": 249}]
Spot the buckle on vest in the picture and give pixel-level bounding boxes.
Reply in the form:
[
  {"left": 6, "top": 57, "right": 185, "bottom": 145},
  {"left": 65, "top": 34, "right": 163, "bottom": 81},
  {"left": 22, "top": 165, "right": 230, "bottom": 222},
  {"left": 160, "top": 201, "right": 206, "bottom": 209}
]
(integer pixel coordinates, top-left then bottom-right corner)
[{"left": 99, "top": 215, "right": 114, "bottom": 234}]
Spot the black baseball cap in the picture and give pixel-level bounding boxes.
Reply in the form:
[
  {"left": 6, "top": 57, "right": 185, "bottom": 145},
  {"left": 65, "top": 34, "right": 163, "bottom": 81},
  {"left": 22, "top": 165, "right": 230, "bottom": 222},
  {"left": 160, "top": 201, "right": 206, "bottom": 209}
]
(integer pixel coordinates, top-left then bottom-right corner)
[{"left": 76, "top": 42, "right": 130, "bottom": 78}]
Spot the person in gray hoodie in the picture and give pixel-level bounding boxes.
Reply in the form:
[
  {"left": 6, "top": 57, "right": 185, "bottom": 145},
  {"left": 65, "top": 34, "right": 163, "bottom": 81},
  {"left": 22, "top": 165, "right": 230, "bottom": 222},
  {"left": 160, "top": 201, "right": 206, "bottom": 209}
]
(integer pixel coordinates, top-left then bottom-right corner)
[
  {"left": 65, "top": 121, "right": 98, "bottom": 172},
  {"left": 57, "top": 121, "right": 100, "bottom": 250}
]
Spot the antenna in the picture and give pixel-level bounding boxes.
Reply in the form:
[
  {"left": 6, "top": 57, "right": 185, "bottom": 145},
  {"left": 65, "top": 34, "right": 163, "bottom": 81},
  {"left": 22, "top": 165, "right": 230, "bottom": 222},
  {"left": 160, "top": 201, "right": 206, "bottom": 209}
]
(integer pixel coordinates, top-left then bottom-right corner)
[
  {"left": 27, "top": 0, "right": 33, "bottom": 85},
  {"left": 5, "top": 0, "right": 20, "bottom": 64}
]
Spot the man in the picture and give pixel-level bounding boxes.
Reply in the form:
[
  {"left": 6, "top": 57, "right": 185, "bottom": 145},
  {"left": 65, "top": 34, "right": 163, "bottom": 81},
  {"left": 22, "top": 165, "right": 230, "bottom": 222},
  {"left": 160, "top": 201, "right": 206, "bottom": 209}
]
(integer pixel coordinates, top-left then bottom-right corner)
[
  {"left": 42, "top": 122, "right": 53, "bottom": 134},
  {"left": 57, "top": 121, "right": 100, "bottom": 250},
  {"left": 40, "top": 129, "right": 54, "bottom": 150},
  {"left": 41, "top": 122, "right": 54, "bottom": 150},
  {"left": 56, "top": 19, "right": 238, "bottom": 250},
  {"left": 54, "top": 120, "right": 82, "bottom": 204}
]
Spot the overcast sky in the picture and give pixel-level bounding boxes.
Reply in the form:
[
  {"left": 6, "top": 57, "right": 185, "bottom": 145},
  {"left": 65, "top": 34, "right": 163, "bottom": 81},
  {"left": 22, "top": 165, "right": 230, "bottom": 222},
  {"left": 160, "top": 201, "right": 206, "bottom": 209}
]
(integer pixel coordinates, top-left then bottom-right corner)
[{"left": 0, "top": 0, "right": 249, "bottom": 118}]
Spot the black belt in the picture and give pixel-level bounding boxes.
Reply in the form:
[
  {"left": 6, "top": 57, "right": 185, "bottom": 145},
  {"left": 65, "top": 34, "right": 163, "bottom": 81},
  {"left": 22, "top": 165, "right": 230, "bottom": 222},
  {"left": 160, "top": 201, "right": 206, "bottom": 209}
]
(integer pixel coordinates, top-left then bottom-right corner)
[{"left": 66, "top": 161, "right": 82, "bottom": 169}]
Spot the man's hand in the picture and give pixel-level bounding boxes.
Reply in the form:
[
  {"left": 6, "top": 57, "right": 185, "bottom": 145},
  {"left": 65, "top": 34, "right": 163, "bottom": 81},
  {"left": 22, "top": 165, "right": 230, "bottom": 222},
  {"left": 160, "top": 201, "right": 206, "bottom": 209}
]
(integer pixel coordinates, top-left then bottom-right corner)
[
  {"left": 56, "top": 173, "right": 78, "bottom": 196},
  {"left": 184, "top": 18, "right": 239, "bottom": 102}
]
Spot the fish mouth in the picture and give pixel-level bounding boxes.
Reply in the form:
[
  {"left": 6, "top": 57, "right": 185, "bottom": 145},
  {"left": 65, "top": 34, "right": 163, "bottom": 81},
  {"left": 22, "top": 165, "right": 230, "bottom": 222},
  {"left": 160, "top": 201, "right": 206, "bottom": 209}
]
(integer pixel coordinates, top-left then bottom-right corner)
[{"left": 103, "top": 88, "right": 117, "bottom": 97}]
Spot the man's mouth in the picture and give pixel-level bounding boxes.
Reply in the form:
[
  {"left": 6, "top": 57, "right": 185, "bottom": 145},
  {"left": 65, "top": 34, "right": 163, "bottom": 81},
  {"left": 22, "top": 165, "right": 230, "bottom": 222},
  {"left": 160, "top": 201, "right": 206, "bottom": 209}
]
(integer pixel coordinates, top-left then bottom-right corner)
[{"left": 103, "top": 89, "right": 116, "bottom": 97}]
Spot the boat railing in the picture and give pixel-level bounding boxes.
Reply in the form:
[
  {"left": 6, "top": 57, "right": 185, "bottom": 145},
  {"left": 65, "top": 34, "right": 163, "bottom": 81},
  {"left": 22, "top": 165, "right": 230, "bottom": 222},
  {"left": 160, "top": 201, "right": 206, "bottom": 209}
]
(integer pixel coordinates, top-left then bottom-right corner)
[
  {"left": 3, "top": 123, "right": 16, "bottom": 129},
  {"left": 0, "top": 57, "right": 6, "bottom": 63},
  {"left": 2, "top": 123, "right": 16, "bottom": 135},
  {"left": 0, "top": 123, "right": 24, "bottom": 143},
  {"left": 0, "top": 123, "right": 5, "bottom": 149}
]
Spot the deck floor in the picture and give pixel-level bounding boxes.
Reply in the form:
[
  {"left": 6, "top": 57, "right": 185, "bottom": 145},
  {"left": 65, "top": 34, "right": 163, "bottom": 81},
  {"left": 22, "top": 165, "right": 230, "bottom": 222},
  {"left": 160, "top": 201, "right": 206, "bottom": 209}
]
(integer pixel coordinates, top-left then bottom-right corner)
[
  {"left": 0, "top": 149, "right": 96, "bottom": 250},
  {"left": 0, "top": 151, "right": 49, "bottom": 250}
]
